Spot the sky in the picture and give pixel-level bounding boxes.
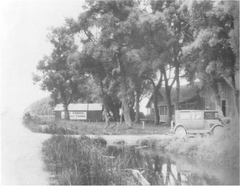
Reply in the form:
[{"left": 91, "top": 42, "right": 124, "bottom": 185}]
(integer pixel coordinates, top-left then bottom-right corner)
[{"left": 0, "top": 0, "right": 85, "bottom": 113}]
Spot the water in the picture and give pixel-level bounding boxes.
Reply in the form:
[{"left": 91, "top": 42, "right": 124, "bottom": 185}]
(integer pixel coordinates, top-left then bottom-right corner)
[{"left": 106, "top": 145, "right": 239, "bottom": 185}]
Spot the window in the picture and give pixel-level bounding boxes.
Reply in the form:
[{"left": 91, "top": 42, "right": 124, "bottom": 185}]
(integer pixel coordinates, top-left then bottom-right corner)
[
  {"left": 204, "top": 112, "right": 217, "bottom": 120},
  {"left": 180, "top": 104, "right": 186, "bottom": 110},
  {"left": 160, "top": 106, "right": 164, "bottom": 115},
  {"left": 159, "top": 106, "right": 167, "bottom": 115},
  {"left": 164, "top": 106, "right": 167, "bottom": 115}
]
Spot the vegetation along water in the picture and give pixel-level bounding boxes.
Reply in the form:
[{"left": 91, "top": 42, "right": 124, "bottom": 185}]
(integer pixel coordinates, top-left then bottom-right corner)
[{"left": 41, "top": 135, "right": 239, "bottom": 185}]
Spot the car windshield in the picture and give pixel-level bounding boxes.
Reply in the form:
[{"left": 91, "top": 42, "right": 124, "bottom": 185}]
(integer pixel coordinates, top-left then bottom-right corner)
[{"left": 204, "top": 112, "right": 218, "bottom": 120}]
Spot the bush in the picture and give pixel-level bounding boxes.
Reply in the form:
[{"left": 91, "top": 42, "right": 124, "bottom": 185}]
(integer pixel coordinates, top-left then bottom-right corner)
[
  {"left": 157, "top": 122, "right": 239, "bottom": 166},
  {"left": 42, "top": 135, "right": 136, "bottom": 185},
  {"left": 137, "top": 138, "right": 158, "bottom": 149}
]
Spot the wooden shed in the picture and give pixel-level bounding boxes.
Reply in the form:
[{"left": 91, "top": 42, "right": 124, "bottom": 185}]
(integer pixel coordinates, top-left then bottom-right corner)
[{"left": 54, "top": 103, "right": 103, "bottom": 121}]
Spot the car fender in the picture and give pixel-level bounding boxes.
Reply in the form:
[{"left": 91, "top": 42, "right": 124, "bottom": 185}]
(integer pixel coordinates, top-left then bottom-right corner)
[
  {"left": 210, "top": 124, "right": 223, "bottom": 133},
  {"left": 174, "top": 124, "right": 187, "bottom": 134}
]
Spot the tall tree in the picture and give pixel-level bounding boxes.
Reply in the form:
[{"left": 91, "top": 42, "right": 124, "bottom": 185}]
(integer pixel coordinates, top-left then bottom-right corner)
[
  {"left": 66, "top": 11, "right": 122, "bottom": 124},
  {"left": 69, "top": 0, "right": 144, "bottom": 127},
  {"left": 135, "top": 10, "right": 175, "bottom": 125},
  {"left": 71, "top": 43, "right": 121, "bottom": 125},
  {"left": 150, "top": 0, "right": 194, "bottom": 121},
  {"left": 182, "top": 0, "right": 239, "bottom": 117},
  {"left": 33, "top": 27, "right": 84, "bottom": 120}
]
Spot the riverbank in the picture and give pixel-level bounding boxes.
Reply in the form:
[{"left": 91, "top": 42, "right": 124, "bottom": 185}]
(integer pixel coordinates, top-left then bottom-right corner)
[
  {"left": 42, "top": 133, "right": 239, "bottom": 185},
  {"left": 23, "top": 115, "right": 239, "bottom": 168},
  {"left": 22, "top": 114, "right": 171, "bottom": 135},
  {"left": 157, "top": 123, "right": 239, "bottom": 167}
]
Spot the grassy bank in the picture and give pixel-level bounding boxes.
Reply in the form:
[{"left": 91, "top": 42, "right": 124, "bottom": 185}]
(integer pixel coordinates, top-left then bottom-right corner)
[
  {"left": 157, "top": 123, "right": 239, "bottom": 167},
  {"left": 42, "top": 135, "right": 137, "bottom": 185},
  {"left": 22, "top": 114, "right": 79, "bottom": 134},
  {"left": 22, "top": 114, "right": 170, "bottom": 135}
]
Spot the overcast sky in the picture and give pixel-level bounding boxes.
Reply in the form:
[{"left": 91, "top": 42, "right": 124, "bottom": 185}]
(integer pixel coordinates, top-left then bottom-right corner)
[{"left": 0, "top": 0, "right": 84, "bottom": 113}]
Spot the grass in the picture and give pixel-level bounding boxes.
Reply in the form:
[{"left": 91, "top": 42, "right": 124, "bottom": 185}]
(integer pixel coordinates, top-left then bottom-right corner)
[
  {"left": 22, "top": 113, "right": 171, "bottom": 135},
  {"left": 157, "top": 122, "right": 239, "bottom": 167},
  {"left": 42, "top": 135, "right": 138, "bottom": 185}
]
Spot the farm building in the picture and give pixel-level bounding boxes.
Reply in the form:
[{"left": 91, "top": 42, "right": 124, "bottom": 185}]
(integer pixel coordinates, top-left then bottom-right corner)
[
  {"left": 146, "top": 80, "right": 239, "bottom": 123},
  {"left": 54, "top": 103, "right": 103, "bottom": 121}
]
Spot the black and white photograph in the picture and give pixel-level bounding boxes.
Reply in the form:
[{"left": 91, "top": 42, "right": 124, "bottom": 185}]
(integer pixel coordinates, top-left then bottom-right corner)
[{"left": 1, "top": 0, "right": 239, "bottom": 185}]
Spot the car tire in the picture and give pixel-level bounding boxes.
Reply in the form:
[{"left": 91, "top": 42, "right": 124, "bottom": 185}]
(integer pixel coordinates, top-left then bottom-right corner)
[
  {"left": 175, "top": 126, "right": 187, "bottom": 137},
  {"left": 213, "top": 126, "right": 224, "bottom": 137}
]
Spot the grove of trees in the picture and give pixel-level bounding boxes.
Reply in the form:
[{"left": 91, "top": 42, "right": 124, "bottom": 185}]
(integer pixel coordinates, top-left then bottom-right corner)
[
  {"left": 24, "top": 97, "right": 54, "bottom": 115},
  {"left": 33, "top": 0, "right": 239, "bottom": 126}
]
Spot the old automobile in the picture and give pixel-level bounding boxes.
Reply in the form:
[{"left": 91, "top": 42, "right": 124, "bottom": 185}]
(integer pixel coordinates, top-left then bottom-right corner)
[{"left": 172, "top": 110, "right": 225, "bottom": 137}]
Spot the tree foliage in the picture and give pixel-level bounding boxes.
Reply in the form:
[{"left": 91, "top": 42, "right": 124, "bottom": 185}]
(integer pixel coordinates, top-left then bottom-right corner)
[
  {"left": 182, "top": 0, "right": 239, "bottom": 116},
  {"left": 33, "top": 27, "right": 87, "bottom": 119},
  {"left": 33, "top": 0, "right": 239, "bottom": 124},
  {"left": 24, "top": 97, "right": 54, "bottom": 115}
]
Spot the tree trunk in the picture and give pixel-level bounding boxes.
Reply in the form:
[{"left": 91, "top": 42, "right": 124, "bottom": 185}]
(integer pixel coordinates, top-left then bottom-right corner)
[
  {"left": 175, "top": 62, "right": 180, "bottom": 110},
  {"left": 211, "top": 82, "right": 224, "bottom": 117},
  {"left": 63, "top": 104, "right": 70, "bottom": 120},
  {"left": 122, "top": 97, "right": 132, "bottom": 127},
  {"left": 153, "top": 88, "right": 160, "bottom": 125},
  {"left": 161, "top": 66, "right": 174, "bottom": 126},
  {"left": 165, "top": 86, "right": 172, "bottom": 125},
  {"left": 118, "top": 52, "right": 132, "bottom": 127},
  {"left": 223, "top": 76, "right": 239, "bottom": 118},
  {"left": 108, "top": 96, "right": 119, "bottom": 121},
  {"left": 99, "top": 79, "right": 110, "bottom": 126},
  {"left": 60, "top": 90, "right": 70, "bottom": 120},
  {"left": 134, "top": 90, "right": 140, "bottom": 123},
  {"left": 146, "top": 73, "right": 162, "bottom": 125}
]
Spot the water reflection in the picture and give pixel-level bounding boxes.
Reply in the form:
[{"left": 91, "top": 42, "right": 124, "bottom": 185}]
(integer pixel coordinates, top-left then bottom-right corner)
[{"left": 106, "top": 145, "right": 239, "bottom": 185}]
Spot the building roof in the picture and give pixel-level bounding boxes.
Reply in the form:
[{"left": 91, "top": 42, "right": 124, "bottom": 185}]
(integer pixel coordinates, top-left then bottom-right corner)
[
  {"left": 170, "top": 84, "right": 199, "bottom": 104},
  {"left": 146, "top": 84, "right": 200, "bottom": 108},
  {"left": 54, "top": 103, "right": 102, "bottom": 111}
]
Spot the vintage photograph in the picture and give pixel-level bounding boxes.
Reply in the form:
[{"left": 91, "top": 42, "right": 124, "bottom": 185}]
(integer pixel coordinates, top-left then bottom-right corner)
[{"left": 1, "top": 0, "right": 239, "bottom": 185}]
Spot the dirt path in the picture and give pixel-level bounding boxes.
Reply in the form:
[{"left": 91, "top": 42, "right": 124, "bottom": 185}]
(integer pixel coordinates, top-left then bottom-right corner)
[{"left": 1, "top": 111, "right": 50, "bottom": 185}]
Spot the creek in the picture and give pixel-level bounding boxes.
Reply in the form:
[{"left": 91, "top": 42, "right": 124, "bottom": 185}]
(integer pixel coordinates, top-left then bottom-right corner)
[{"left": 106, "top": 145, "right": 239, "bottom": 185}]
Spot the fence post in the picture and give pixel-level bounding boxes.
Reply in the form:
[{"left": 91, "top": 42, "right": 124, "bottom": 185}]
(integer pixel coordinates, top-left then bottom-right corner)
[{"left": 142, "top": 120, "right": 145, "bottom": 129}]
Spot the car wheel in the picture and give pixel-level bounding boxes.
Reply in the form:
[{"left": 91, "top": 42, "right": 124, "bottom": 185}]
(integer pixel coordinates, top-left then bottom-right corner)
[
  {"left": 213, "top": 126, "right": 224, "bottom": 137},
  {"left": 175, "top": 126, "right": 187, "bottom": 137}
]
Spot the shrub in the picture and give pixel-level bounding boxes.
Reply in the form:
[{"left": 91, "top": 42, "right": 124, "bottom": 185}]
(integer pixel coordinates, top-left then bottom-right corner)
[
  {"left": 137, "top": 138, "right": 158, "bottom": 149},
  {"left": 42, "top": 135, "right": 136, "bottom": 185}
]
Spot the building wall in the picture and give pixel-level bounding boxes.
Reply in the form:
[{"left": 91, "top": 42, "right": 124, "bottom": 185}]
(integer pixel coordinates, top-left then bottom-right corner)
[
  {"left": 87, "top": 111, "right": 102, "bottom": 121},
  {"left": 199, "top": 82, "right": 236, "bottom": 117},
  {"left": 149, "top": 81, "right": 236, "bottom": 123},
  {"left": 54, "top": 110, "right": 102, "bottom": 121},
  {"left": 55, "top": 111, "right": 62, "bottom": 119}
]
